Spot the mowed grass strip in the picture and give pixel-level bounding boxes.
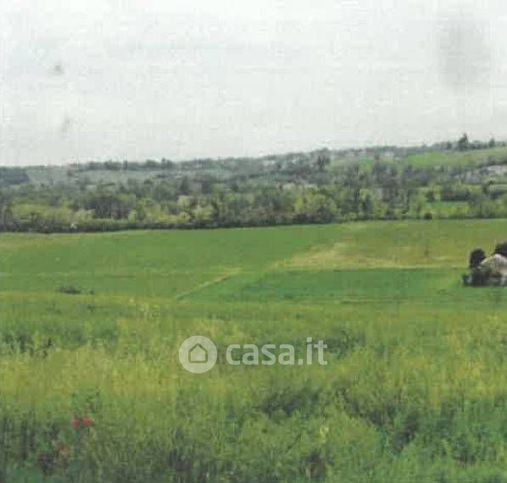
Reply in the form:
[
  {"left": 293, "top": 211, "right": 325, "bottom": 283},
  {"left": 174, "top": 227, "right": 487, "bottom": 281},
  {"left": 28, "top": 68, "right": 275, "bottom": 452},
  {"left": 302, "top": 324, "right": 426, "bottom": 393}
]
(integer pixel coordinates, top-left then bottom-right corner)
[
  {"left": 2, "top": 219, "right": 506, "bottom": 299},
  {"left": 192, "top": 267, "right": 507, "bottom": 306},
  {"left": 0, "top": 225, "right": 334, "bottom": 297}
]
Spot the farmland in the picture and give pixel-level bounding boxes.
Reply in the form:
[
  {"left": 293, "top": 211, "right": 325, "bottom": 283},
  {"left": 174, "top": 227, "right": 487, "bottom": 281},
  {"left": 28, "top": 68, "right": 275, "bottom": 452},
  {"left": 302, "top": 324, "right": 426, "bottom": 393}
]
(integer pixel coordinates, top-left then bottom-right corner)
[{"left": 1, "top": 219, "right": 507, "bottom": 481}]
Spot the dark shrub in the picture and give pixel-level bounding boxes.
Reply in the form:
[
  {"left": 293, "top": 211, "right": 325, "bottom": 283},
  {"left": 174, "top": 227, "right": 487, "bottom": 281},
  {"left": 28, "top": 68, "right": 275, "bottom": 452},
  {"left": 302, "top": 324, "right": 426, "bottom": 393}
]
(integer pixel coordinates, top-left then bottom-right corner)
[
  {"left": 463, "top": 268, "right": 491, "bottom": 287},
  {"left": 469, "top": 248, "right": 486, "bottom": 268},
  {"left": 494, "top": 242, "right": 507, "bottom": 258}
]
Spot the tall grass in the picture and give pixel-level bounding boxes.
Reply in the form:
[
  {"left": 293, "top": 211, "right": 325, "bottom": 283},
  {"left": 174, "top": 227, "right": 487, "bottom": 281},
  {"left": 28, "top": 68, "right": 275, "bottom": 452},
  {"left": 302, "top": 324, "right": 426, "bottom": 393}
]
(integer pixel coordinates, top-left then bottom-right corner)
[{"left": 1, "top": 220, "right": 507, "bottom": 481}]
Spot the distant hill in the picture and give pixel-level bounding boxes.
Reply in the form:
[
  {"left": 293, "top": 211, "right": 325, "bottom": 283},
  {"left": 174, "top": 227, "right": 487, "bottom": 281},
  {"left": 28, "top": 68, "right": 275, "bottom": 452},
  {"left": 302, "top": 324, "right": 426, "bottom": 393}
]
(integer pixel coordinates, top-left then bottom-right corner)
[
  {"left": 2, "top": 140, "right": 507, "bottom": 190},
  {"left": 2, "top": 138, "right": 507, "bottom": 233}
]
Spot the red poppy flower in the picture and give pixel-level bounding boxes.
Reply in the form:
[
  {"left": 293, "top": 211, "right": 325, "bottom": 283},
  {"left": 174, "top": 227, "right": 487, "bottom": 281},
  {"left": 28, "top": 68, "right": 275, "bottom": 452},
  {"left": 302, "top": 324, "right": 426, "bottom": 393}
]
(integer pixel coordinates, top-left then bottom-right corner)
[
  {"left": 71, "top": 417, "right": 81, "bottom": 429},
  {"left": 81, "top": 416, "right": 94, "bottom": 428}
]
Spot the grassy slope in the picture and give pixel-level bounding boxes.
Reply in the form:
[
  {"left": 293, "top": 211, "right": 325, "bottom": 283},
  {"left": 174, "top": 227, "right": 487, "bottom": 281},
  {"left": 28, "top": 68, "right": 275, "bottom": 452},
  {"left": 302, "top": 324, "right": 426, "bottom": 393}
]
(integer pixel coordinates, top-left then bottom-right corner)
[
  {"left": 404, "top": 146, "right": 507, "bottom": 167},
  {"left": 1, "top": 220, "right": 507, "bottom": 481}
]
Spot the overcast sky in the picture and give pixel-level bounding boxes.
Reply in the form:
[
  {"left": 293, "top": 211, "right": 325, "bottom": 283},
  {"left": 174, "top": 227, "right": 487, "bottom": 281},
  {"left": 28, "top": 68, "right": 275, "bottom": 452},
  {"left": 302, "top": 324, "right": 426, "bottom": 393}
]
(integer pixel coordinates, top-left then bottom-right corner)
[{"left": 1, "top": 0, "right": 506, "bottom": 166}]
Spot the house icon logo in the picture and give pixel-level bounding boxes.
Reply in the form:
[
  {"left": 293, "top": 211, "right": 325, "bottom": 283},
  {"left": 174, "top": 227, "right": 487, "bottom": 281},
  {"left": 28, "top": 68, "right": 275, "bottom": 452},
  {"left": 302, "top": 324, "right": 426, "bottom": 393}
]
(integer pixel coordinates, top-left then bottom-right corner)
[
  {"left": 189, "top": 343, "right": 208, "bottom": 363},
  {"left": 179, "top": 336, "right": 217, "bottom": 374}
]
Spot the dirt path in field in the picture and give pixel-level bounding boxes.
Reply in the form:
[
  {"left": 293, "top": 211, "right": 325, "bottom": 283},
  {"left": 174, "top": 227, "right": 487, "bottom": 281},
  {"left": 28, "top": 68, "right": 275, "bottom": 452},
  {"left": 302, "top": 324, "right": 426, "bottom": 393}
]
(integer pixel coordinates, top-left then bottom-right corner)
[{"left": 174, "top": 269, "right": 241, "bottom": 300}]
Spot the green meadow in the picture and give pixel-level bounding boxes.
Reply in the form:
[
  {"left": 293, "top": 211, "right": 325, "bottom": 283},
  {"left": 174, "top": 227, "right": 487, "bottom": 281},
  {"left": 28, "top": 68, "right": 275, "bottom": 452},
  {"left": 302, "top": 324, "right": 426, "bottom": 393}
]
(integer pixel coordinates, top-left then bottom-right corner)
[
  {"left": 404, "top": 145, "right": 507, "bottom": 168},
  {"left": 1, "top": 220, "right": 507, "bottom": 482}
]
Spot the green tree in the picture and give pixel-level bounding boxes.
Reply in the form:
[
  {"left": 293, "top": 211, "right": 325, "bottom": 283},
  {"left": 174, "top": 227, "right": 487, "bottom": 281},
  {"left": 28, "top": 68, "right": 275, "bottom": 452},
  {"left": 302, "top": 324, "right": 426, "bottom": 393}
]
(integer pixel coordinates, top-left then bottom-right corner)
[{"left": 457, "top": 133, "right": 470, "bottom": 151}]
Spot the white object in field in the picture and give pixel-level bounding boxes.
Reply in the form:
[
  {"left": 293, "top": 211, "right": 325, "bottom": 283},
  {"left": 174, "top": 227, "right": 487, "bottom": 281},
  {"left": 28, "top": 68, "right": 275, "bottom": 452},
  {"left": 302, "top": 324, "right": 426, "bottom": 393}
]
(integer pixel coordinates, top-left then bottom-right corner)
[{"left": 480, "top": 254, "right": 507, "bottom": 283}]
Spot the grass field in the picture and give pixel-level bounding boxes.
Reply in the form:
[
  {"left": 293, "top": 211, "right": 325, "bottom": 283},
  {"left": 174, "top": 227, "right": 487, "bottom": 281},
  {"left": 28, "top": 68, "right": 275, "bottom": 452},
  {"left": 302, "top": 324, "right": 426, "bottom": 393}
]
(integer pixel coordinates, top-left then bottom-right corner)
[
  {"left": 404, "top": 146, "right": 507, "bottom": 167},
  {"left": 1, "top": 220, "right": 507, "bottom": 481}
]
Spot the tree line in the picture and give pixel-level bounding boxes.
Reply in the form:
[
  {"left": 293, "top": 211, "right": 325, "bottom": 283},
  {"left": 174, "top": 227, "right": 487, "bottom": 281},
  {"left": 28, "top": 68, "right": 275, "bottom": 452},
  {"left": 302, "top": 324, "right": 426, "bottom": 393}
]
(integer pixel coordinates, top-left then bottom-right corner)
[{"left": 1, "top": 141, "right": 507, "bottom": 233}]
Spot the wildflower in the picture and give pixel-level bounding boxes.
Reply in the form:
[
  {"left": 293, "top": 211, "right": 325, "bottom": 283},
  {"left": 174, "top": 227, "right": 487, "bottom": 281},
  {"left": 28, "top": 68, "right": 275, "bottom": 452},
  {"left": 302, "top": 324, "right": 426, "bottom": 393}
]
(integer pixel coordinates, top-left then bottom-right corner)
[
  {"left": 81, "top": 416, "right": 94, "bottom": 428},
  {"left": 71, "top": 416, "right": 94, "bottom": 429}
]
